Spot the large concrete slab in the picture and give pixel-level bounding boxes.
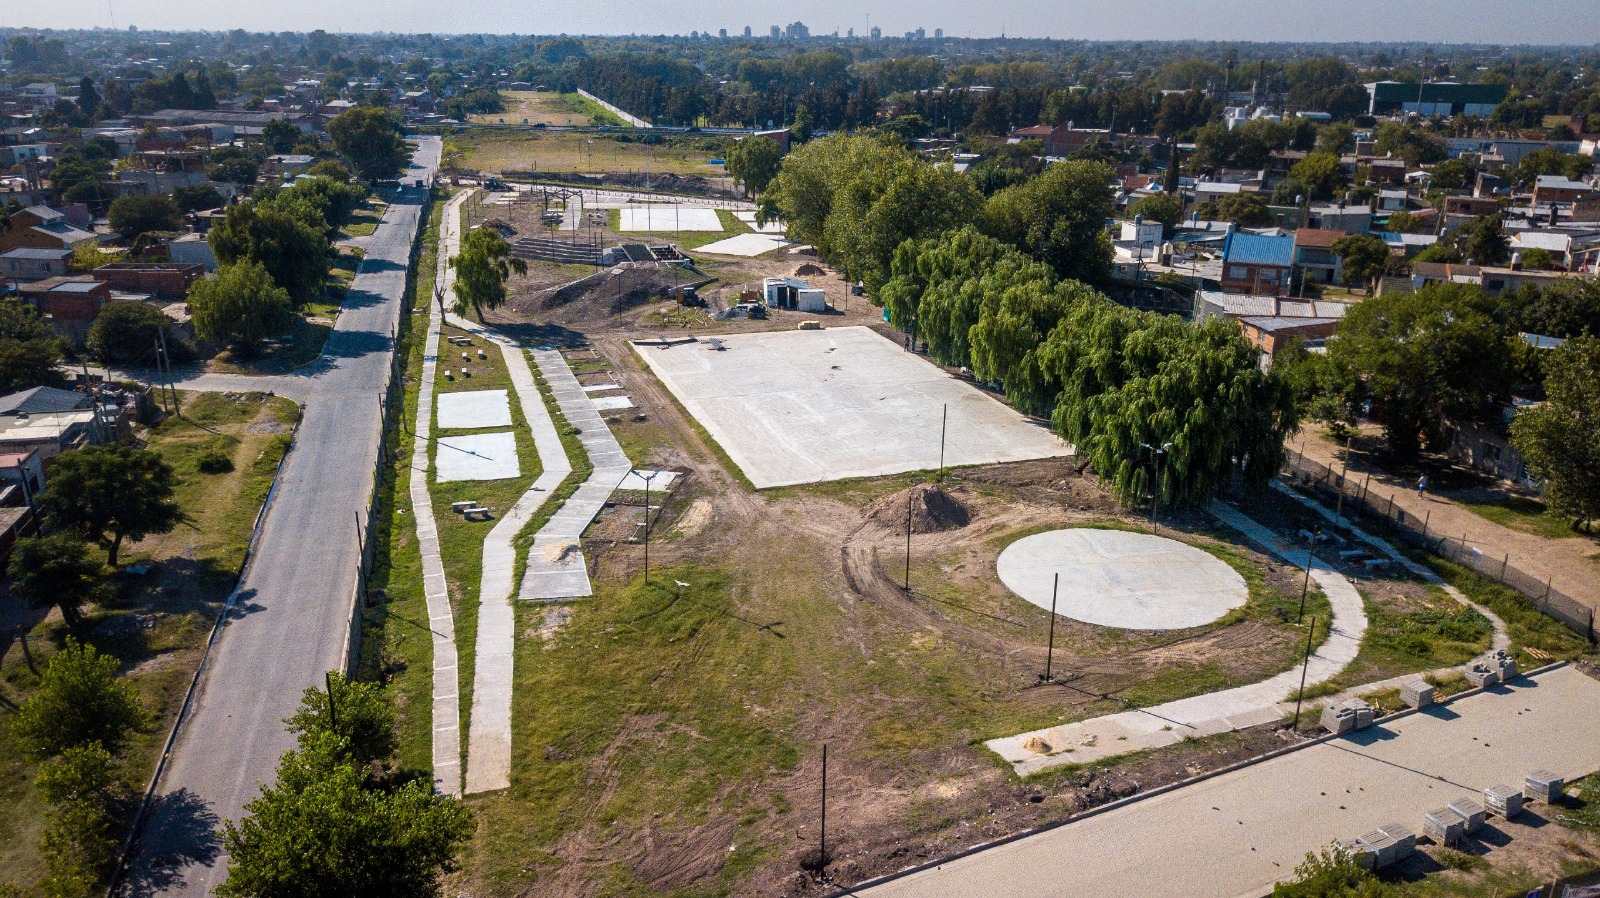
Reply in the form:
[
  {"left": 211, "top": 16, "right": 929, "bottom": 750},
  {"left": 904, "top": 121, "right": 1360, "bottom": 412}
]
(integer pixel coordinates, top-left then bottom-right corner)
[
  {"left": 635, "top": 327, "right": 1072, "bottom": 488},
  {"left": 734, "top": 210, "right": 787, "bottom": 234},
  {"left": 697, "top": 233, "right": 790, "bottom": 257},
  {"left": 436, "top": 388, "right": 512, "bottom": 429},
  {"left": 619, "top": 206, "right": 723, "bottom": 232},
  {"left": 997, "top": 528, "right": 1247, "bottom": 630},
  {"left": 435, "top": 432, "right": 520, "bottom": 482},
  {"left": 857, "top": 664, "right": 1600, "bottom": 898}
]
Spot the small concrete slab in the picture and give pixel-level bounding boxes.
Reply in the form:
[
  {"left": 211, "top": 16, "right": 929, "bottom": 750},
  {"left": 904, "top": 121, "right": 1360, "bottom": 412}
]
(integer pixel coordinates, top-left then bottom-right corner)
[
  {"left": 591, "top": 395, "right": 634, "bottom": 411},
  {"left": 582, "top": 382, "right": 623, "bottom": 393},
  {"left": 616, "top": 470, "right": 679, "bottom": 492},
  {"left": 734, "top": 210, "right": 787, "bottom": 234},
  {"left": 697, "top": 233, "right": 790, "bottom": 257},
  {"left": 437, "top": 389, "right": 512, "bottom": 429},
  {"left": 619, "top": 206, "right": 723, "bottom": 232},
  {"left": 996, "top": 528, "right": 1247, "bottom": 630},
  {"left": 435, "top": 432, "right": 520, "bottom": 482}
]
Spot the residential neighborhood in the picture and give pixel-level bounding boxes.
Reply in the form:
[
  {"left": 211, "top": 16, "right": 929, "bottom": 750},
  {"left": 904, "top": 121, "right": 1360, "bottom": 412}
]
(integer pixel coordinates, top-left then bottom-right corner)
[{"left": 1, "top": 16, "right": 1600, "bottom": 898}]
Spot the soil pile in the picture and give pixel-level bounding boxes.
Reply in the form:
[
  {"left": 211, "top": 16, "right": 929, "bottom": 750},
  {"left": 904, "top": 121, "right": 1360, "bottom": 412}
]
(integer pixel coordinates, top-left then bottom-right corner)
[
  {"left": 793, "top": 262, "right": 827, "bottom": 278},
  {"left": 865, "top": 484, "right": 971, "bottom": 533}
]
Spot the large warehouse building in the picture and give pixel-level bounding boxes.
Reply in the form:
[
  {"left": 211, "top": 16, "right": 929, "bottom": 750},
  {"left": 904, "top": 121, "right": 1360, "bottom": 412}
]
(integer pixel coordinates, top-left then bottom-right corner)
[{"left": 1364, "top": 81, "right": 1509, "bottom": 117}]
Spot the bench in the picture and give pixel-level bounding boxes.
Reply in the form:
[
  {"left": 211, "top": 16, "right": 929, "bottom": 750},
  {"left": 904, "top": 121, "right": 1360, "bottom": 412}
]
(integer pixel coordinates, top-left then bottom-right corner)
[
  {"left": 451, "top": 500, "right": 477, "bottom": 513},
  {"left": 464, "top": 506, "right": 492, "bottom": 521},
  {"left": 1362, "top": 558, "right": 1393, "bottom": 572}
]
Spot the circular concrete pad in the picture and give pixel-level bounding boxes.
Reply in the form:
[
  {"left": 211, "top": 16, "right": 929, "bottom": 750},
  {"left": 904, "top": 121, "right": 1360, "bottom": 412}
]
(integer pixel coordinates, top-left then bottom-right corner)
[{"left": 997, "top": 529, "right": 1247, "bottom": 630}]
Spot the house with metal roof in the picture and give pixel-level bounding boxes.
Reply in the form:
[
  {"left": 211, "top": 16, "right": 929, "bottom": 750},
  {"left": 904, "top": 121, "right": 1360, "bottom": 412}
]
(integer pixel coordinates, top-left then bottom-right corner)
[
  {"left": 0, "top": 247, "right": 71, "bottom": 282},
  {"left": 1220, "top": 232, "right": 1294, "bottom": 295}
]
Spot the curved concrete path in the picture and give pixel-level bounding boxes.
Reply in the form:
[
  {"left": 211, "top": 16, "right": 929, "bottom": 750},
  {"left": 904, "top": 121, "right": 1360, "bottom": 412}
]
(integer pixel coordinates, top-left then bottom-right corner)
[{"left": 988, "top": 503, "right": 1369, "bottom": 776}]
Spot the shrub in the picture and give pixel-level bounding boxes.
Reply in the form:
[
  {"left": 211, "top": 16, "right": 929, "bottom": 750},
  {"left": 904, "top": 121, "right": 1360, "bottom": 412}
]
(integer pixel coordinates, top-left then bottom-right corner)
[{"left": 197, "top": 449, "right": 235, "bottom": 474}]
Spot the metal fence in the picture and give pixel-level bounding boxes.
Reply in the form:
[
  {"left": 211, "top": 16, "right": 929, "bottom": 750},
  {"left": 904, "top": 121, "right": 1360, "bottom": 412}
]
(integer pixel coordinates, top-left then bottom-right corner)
[{"left": 1281, "top": 449, "right": 1597, "bottom": 644}]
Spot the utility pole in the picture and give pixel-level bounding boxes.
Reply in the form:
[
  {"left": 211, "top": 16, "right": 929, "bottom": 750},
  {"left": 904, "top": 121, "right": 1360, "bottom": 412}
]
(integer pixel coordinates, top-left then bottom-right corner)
[
  {"left": 157, "top": 326, "right": 180, "bottom": 415},
  {"left": 640, "top": 470, "right": 660, "bottom": 584},
  {"left": 818, "top": 743, "right": 829, "bottom": 877},
  {"left": 938, "top": 403, "right": 947, "bottom": 474},
  {"left": 1292, "top": 617, "right": 1318, "bottom": 730},
  {"left": 1043, "top": 572, "right": 1059, "bottom": 683},
  {"left": 904, "top": 492, "right": 913, "bottom": 593},
  {"left": 325, "top": 670, "right": 339, "bottom": 730},
  {"left": 1298, "top": 528, "right": 1320, "bottom": 623}
]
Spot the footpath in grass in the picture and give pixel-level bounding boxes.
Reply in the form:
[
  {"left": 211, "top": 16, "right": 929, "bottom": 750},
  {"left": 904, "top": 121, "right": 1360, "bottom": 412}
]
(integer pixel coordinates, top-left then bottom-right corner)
[{"left": 0, "top": 391, "right": 297, "bottom": 892}]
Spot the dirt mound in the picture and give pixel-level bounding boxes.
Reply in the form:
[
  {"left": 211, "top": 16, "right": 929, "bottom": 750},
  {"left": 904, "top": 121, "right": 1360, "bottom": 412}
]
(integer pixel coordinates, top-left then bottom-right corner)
[
  {"left": 865, "top": 484, "right": 971, "bottom": 533},
  {"left": 516, "top": 265, "right": 687, "bottom": 320},
  {"left": 793, "top": 262, "right": 827, "bottom": 278}
]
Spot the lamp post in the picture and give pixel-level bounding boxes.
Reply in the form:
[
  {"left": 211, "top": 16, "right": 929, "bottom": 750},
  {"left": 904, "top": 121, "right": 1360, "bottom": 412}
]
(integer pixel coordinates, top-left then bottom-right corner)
[
  {"left": 1140, "top": 442, "right": 1173, "bottom": 525},
  {"left": 1297, "top": 527, "right": 1321, "bottom": 623},
  {"left": 638, "top": 470, "right": 660, "bottom": 584}
]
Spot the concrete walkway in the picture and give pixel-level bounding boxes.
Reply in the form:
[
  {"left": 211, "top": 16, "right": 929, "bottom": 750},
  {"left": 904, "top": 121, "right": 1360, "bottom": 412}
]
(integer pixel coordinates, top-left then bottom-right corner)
[
  {"left": 852, "top": 663, "right": 1600, "bottom": 898},
  {"left": 406, "top": 191, "right": 471, "bottom": 796},
  {"left": 519, "top": 350, "right": 632, "bottom": 600},
  {"left": 988, "top": 504, "right": 1369, "bottom": 776},
  {"left": 1274, "top": 480, "right": 1511, "bottom": 653}
]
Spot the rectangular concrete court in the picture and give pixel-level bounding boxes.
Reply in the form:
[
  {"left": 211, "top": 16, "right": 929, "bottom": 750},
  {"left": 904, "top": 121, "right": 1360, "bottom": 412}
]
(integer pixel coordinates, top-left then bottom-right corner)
[
  {"left": 635, "top": 326, "right": 1070, "bottom": 488},
  {"left": 851, "top": 664, "right": 1600, "bottom": 898}
]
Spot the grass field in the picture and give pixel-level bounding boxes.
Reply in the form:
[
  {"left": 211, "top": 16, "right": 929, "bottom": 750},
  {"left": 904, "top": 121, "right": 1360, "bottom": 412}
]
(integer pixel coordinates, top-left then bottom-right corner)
[
  {"left": 469, "top": 91, "right": 625, "bottom": 127},
  {"left": 444, "top": 130, "right": 725, "bottom": 177},
  {"left": 339, "top": 198, "right": 388, "bottom": 238},
  {"left": 0, "top": 391, "right": 297, "bottom": 892}
]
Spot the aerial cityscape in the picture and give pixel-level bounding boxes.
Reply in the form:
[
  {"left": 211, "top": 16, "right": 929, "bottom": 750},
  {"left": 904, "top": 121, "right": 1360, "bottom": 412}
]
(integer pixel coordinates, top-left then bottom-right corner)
[{"left": 0, "top": 11, "right": 1599, "bottom": 898}]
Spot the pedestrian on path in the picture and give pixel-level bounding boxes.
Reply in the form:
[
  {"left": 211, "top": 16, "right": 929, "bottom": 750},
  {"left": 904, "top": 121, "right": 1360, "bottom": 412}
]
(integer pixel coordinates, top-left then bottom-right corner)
[{"left": 1416, "top": 474, "right": 1428, "bottom": 498}]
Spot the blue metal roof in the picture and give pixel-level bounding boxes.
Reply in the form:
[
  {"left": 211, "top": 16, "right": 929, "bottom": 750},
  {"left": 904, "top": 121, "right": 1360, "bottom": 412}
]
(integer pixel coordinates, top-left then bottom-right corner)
[{"left": 1223, "top": 232, "right": 1294, "bottom": 267}]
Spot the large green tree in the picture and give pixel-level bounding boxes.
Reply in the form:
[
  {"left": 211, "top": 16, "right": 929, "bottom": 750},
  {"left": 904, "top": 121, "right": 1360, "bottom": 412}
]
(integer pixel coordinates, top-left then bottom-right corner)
[
  {"left": 1324, "top": 283, "right": 1512, "bottom": 461},
  {"left": 286, "top": 673, "right": 397, "bottom": 769},
  {"left": 36, "top": 743, "right": 128, "bottom": 898},
  {"left": 7, "top": 534, "right": 102, "bottom": 630},
  {"left": 208, "top": 201, "right": 332, "bottom": 305},
  {"left": 1331, "top": 233, "right": 1391, "bottom": 295},
  {"left": 327, "top": 106, "right": 408, "bottom": 181},
  {"left": 40, "top": 444, "right": 183, "bottom": 567},
  {"left": 0, "top": 298, "right": 67, "bottom": 394},
  {"left": 218, "top": 683, "right": 470, "bottom": 898},
  {"left": 10, "top": 639, "right": 151, "bottom": 759},
  {"left": 108, "top": 194, "right": 181, "bottom": 241},
  {"left": 87, "top": 300, "right": 185, "bottom": 366},
  {"left": 1511, "top": 336, "right": 1600, "bottom": 528},
  {"left": 979, "top": 159, "right": 1115, "bottom": 286},
  {"left": 449, "top": 226, "right": 527, "bottom": 321},
  {"left": 188, "top": 260, "right": 296, "bottom": 354},
  {"left": 725, "top": 135, "right": 783, "bottom": 197},
  {"left": 1040, "top": 298, "right": 1298, "bottom": 508},
  {"left": 1127, "top": 193, "right": 1183, "bottom": 238}
]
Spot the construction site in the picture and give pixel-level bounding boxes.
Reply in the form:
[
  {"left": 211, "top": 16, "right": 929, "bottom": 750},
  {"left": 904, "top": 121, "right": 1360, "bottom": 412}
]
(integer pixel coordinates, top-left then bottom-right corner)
[{"left": 386, "top": 180, "right": 1600, "bottom": 898}]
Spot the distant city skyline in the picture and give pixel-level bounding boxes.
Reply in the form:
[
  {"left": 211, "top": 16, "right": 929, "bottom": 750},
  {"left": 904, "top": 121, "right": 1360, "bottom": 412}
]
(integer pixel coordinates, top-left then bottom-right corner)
[{"left": 8, "top": 0, "right": 1600, "bottom": 45}]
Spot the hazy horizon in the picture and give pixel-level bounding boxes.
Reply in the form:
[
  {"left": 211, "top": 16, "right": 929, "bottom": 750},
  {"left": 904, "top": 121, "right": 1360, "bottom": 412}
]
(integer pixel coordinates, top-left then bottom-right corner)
[{"left": 8, "top": 0, "right": 1600, "bottom": 46}]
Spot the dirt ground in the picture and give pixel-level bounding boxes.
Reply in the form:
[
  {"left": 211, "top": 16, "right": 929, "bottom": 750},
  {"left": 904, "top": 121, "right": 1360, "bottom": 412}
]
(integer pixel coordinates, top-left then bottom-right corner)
[{"left": 432, "top": 231, "right": 1476, "bottom": 897}]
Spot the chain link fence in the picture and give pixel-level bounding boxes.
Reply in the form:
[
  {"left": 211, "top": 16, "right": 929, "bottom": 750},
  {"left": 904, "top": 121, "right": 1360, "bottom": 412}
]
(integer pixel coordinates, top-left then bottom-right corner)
[{"left": 1281, "top": 448, "right": 1597, "bottom": 644}]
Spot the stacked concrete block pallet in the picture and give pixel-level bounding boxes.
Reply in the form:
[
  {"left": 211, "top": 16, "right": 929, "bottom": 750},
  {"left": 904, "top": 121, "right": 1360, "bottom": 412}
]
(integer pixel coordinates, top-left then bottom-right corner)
[{"left": 1485, "top": 784, "right": 1523, "bottom": 818}]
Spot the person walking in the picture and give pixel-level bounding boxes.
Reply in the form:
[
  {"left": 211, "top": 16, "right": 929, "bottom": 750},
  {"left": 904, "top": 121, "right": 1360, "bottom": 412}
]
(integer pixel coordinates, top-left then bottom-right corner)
[{"left": 1416, "top": 474, "right": 1428, "bottom": 498}]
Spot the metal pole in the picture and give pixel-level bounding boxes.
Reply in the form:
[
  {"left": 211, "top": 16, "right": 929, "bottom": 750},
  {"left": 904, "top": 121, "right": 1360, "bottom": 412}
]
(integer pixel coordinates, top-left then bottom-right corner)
[
  {"left": 1045, "top": 573, "right": 1058, "bottom": 682},
  {"left": 326, "top": 670, "right": 338, "bottom": 730},
  {"left": 1292, "top": 616, "right": 1317, "bottom": 730},
  {"left": 644, "top": 475, "right": 651, "bottom": 585},
  {"left": 904, "top": 492, "right": 913, "bottom": 593},
  {"left": 939, "top": 403, "right": 947, "bottom": 473},
  {"left": 1298, "top": 529, "right": 1318, "bottom": 623},
  {"left": 819, "top": 742, "right": 828, "bottom": 875},
  {"left": 1422, "top": 508, "right": 1431, "bottom": 539}
]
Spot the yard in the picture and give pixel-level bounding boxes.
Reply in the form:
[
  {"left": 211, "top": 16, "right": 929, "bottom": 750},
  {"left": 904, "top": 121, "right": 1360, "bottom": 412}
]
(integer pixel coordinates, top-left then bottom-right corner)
[
  {"left": 0, "top": 391, "right": 298, "bottom": 892},
  {"left": 468, "top": 90, "right": 625, "bottom": 127},
  {"left": 443, "top": 130, "right": 726, "bottom": 178}
]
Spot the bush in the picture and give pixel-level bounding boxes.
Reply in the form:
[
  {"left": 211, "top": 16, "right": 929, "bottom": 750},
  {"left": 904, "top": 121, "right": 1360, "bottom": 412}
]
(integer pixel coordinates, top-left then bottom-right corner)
[
  {"left": 86, "top": 301, "right": 187, "bottom": 367},
  {"left": 11, "top": 639, "right": 151, "bottom": 759},
  {"left": 196, "top": 449, "right": 235, "bottom": 474}
]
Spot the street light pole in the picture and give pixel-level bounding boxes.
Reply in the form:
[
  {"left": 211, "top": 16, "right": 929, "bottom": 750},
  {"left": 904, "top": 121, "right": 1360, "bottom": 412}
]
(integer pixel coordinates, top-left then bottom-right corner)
[
  {"left": 1297, "top": 528, "right": 1320, "bottom": 623},
  {"left": 1140, "top": 442, "right": 1173, "bottom": 525},
  {"left": 639, "top": 470, "right": 660, "bottom": 584},
  {"left": 1044, "top": 572, "right": 1059, "bottom": 683},
  {"left": 1292, "top": 616, "right": 1318, "bottom": 730}
]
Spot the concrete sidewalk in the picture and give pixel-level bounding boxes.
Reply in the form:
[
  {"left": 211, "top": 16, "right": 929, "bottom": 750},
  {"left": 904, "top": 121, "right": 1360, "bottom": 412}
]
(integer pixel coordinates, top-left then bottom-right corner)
[
  {"left": 853, "top": 664, "right": 1600, "bottom": 898},
  {"left": 405, "top": 190, "right": 471, "bottom": 796},
  {"left": 989, "top": 504, "right": 1368, "bottom": 776},
  {"left": 519, "top": 349, "right": 632, "bottom": 600}
]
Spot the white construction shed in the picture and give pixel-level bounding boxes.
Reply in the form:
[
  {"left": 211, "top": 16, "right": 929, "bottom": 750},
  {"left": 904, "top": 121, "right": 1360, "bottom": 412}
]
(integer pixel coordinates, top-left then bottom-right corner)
[{"left": 795, "top": 288, "right": 828, "bottom": 312}]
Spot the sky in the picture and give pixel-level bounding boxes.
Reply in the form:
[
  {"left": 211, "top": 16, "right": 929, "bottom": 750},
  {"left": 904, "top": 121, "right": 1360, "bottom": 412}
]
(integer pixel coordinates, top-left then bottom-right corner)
[{"left": 7, "top": 0, "right": 1600, "bottom": 45}]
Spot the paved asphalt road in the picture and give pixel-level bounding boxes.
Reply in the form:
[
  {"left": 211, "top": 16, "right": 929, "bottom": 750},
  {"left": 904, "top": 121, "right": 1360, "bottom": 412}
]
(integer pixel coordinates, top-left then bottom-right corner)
[
  {"left": 845, "top": 664, "right": 1600, "bottom": 898},
  {"left": 115, "top": 137, "right": 441, "bottom": 898}
]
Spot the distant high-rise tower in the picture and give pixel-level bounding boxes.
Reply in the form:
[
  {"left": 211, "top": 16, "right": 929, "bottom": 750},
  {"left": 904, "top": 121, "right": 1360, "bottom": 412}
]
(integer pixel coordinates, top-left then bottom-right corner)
[
  {"left": 743, "top": 25, "right": 753, "bottom": 38},
  {"left": 915, "top": 27, "right": 926, "bottom": 40},
  {"left": 770, "top": 25, "right": 781, "bottom": 39},
  {"left": 869, "top": 25, "right": 881, "bottom": 40},
  {"left": 719, "top": 28, "right": 728, "bottom": 39},
  {"left": 847, "top": 27, "right": 854, "bottom": 38},
  {"left": 934, "top": 28, "right": 944, "bottom": 39}
]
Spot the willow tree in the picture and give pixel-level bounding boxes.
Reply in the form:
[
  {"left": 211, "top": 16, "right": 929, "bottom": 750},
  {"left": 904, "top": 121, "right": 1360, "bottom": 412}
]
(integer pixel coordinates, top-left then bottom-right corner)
[
  {"left": 1040, "top": 299, "right": 1298, "bottom": 508},
  {"left": 450, "top": 226, "right": 527, "bottom": 321},
  {"left": 965, "top": 270, "right": 1088, "bottom": 417}
]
